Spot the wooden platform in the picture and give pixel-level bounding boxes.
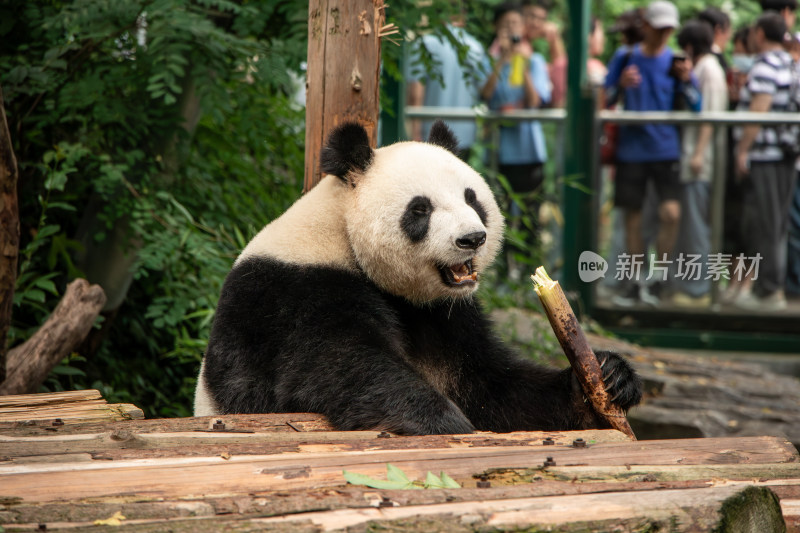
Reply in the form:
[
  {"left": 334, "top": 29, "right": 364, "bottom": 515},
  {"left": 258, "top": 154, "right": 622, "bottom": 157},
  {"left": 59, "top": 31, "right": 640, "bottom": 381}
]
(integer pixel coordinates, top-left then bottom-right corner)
[{"left": 1, "top": 390, "right": 799, "bottom": 532}]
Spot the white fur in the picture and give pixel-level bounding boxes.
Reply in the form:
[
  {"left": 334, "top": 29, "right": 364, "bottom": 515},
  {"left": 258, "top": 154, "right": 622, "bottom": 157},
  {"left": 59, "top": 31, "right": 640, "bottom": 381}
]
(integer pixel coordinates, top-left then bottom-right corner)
[
  {"left": 347, "top": 142, "right": 504, "bottom": 304},
  {"left": 193, "top": 360, "right": 220, "bottom": 416},
  {"left": 236, "top": 175, "right": 358, "bottom": 271},
  {"left": 234, "top": 141, "right": 503, "bottom": 306}
]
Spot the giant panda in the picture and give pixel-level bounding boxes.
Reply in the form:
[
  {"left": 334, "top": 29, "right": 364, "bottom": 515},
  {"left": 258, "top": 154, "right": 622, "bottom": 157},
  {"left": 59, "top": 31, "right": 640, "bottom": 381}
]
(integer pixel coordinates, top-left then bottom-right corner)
[{"left": 194, "top": 121, "right": 642, "bottom": 434}]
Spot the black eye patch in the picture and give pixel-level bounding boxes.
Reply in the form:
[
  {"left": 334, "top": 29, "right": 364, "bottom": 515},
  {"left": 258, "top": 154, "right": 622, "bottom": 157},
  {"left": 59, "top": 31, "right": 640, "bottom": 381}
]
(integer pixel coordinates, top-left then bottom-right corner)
[
  {"left": 401, "top": 196, "right": 433, "bottom": 243},
  {"left": 464, "top": 188, "right": 487, "bottom": 226}
]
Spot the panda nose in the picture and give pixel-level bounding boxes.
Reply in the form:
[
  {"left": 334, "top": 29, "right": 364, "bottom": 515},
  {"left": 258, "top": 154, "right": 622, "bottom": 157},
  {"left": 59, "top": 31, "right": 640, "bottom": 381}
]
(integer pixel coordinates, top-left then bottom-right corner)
[{"left": 456, "top": 231, "right": 486, "bottom": 250}]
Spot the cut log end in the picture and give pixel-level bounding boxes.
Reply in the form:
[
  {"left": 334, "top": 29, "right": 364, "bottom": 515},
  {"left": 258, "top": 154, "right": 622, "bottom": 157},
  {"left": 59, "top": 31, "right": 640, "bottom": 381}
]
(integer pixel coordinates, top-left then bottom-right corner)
[{"left": 715, "top": 486, "right": 786, "bottom": 533}]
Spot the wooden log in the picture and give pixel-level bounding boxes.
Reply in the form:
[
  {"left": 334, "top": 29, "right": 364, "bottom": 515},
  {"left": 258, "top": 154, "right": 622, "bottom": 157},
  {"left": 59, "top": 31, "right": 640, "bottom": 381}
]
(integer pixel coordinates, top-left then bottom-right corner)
[
  {"left": 0, "top": 436, "right": 795, "bottom": 503},
  {"left": 0, "top": 389, "right": 143, "bottom": 425},
  {"left": 2, "top": 485, "right": 793, "bottom": 532},
  {"left": 253, "top": 485, "right": 787, "bottom": 532},
  {"left": 0, "top": 85, "right": 20, "bottom": 386},
  {"left": 0, "top": 279, "right": 106, "bottom": 396},
  {"left": 304, "top": 0, "right": 384, "bottom": 191},
  {"left": 0, "top": 428, "right": 630, "bottom": 460}
]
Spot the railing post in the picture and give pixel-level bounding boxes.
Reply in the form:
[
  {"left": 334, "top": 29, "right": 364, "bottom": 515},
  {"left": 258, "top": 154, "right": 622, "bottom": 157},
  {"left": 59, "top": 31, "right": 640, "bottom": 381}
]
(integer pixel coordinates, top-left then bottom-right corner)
[
  {"left": 562, "top": 0, "right": 593, "bottom": 308},
  {"left": 709, "top": 123, "right": 727, "bottom": 305}
]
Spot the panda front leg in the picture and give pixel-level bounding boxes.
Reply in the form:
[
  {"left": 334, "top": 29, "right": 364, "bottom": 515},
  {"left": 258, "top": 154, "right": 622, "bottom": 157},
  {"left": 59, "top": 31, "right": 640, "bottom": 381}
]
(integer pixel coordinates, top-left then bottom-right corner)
[
  {"left": 276, "top": 353, "right": 476, "bottom": 436},
  {"left": 462, "top": 349, "right": 642, "bottom": 432}
]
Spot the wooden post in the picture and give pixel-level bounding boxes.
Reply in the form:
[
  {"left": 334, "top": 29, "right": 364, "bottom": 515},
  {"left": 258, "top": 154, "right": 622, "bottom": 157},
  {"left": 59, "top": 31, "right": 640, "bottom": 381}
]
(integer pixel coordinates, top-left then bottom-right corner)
[
  {"left": 304, "top": 0, "right": 385, "bottom": 192},
  {"left": 0, "top": 86, "right": 20, "bottom": 385}
]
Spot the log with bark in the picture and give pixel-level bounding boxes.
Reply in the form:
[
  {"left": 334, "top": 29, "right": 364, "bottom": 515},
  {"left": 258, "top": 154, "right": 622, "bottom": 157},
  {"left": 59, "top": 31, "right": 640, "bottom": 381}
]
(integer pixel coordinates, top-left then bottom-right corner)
[
  {"left": 0, "top": 279, "right": 106, "bottom": 396},
  {"left": 0, "top": 85, "right": 20, "bottom": 385}
]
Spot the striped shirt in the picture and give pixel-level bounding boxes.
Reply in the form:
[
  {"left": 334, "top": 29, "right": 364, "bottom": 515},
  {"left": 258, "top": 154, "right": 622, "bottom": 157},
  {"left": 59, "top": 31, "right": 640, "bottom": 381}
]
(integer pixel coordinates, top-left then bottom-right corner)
[{"left": 736, "top": 49, "right": 795, "bottom": 162}]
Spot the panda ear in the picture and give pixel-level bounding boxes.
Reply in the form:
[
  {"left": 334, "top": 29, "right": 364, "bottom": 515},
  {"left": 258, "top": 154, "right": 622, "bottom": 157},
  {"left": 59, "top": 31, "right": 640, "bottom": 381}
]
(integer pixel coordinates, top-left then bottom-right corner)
[
  {"left": 427, "top": 120, "right": 460, "bottom": 155},
  {"left": 320, "top": 122, "right": 374, "bottom": 184}
]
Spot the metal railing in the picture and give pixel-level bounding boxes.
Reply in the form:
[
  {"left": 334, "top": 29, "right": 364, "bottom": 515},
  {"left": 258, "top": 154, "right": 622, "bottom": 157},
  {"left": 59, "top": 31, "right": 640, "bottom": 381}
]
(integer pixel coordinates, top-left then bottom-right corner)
[{"left": 404, "top": 106, "right": 800, "bottom": 308}]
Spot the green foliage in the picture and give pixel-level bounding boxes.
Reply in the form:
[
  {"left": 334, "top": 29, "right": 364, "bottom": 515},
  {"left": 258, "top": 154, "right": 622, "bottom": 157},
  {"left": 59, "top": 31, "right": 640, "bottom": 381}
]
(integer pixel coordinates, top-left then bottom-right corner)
[
  {"left": 1, "top": 0, "right": 307, "bottom": 417},
  {"left": 343, "top": 464, "right": 461, "bottom": 490}
]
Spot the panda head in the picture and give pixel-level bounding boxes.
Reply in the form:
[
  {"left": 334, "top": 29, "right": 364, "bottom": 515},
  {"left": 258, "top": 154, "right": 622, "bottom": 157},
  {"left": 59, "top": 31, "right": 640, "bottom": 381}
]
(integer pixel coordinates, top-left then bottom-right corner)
[{"left": 321, "top": 121, "right": 504, "bottom": 305}]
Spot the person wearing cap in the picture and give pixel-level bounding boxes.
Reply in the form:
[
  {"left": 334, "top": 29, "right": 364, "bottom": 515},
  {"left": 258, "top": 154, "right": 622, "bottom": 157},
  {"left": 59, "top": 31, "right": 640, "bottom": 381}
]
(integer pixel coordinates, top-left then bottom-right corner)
[{"left": 604, "top": 0, "right": 702, "bottom": 307}]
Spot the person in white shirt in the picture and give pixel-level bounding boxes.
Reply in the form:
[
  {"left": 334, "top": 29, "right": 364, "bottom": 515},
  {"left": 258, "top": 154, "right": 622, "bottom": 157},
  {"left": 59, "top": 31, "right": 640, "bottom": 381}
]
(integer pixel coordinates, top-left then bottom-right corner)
[{"left": 671, "top": 20, "right": 729, "bottom": 306}]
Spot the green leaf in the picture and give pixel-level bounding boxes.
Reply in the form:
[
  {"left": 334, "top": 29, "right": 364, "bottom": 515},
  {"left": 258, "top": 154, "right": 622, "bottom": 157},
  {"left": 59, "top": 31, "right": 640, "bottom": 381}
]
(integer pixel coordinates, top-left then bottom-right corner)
[
  {"left": 36, "top": 224, "right": 61, "bottom": 240},
  {"left": 342, "top": 470, "right": 417, "bottom": 490},
  {"left": 424, "top": 471, "right": 444, "bottom": 488},
  {"left": 44, "top": 170, "right": 68, "bottom": 191},
  {"left": 386, "top": 463, "right": 411, "bottom": 484},
  {"left": 51, "top": 365, "right": 86, "bottom": 377},
  {"left": 47, "top": 202, "right": 77, "bottom": 212},
  {"left": 439, "top": 472, "right": 461, "bottom": 489},
  {"left": 33, "top": 278, "right": 58, "bottom": 294},
  {"left": 23, "top": 289, "right": 46, "bottom": 303}
]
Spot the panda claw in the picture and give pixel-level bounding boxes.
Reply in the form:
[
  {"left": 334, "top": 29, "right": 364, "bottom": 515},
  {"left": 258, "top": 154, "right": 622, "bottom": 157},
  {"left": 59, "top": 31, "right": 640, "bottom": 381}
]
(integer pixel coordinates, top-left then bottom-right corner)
[{"left": 604, "top": 374, "right": 622, "bottom": 393}]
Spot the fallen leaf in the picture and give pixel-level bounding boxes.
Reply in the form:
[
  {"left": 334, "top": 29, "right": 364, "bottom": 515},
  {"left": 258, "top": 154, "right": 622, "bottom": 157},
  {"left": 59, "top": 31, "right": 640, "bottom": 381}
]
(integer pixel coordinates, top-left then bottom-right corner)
[{"left": 94, "top": 511, "right": 126, "bottom": 526}]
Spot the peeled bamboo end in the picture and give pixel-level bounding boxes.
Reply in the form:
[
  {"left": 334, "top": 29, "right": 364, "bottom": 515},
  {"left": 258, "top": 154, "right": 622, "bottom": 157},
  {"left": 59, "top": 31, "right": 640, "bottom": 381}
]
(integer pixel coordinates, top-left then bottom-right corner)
[{"left": 530, "top": 266, "right": 557, "bottom": 297}]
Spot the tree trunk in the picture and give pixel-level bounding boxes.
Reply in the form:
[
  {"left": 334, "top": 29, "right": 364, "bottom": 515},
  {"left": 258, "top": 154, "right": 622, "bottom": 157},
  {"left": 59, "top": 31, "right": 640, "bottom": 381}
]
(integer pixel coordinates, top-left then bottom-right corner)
[
  {"left": 0, "top": 279, "right": 106, "bottom": 396},
  {"left": 304, "top": 0, "right": 384, "bottom": 192},
  {"left": 0, "top": 85, "right": 20, "bottom": 386}
]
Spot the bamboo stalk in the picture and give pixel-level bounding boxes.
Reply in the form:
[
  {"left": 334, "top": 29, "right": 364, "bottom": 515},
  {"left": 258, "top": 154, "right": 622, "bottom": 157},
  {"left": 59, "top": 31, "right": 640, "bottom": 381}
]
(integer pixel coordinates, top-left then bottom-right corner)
[{"left": 531, "top": 267, "right": 636, "bottom": 440}]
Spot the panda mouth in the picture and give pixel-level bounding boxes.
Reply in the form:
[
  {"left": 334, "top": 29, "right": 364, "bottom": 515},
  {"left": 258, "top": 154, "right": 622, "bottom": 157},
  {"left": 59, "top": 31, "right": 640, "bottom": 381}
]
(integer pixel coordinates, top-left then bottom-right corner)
[{"left": 439, "top": 259, "right": 478, "bottom": 286}]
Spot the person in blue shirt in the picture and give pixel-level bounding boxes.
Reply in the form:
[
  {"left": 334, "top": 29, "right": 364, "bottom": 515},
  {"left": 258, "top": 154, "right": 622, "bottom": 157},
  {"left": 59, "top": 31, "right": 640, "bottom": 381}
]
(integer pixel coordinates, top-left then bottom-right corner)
[
  {"left": 604, "top": 0, "right": 702, "bottom": 306},
  {"left": 406, "top": 11, "right": 487, "bottom": 160},
  {"left": 480, "top": 2, "right": 551, "bottom": 198},
  {"left": 479, "top": 2, "right": 551, "bottom": 280}
]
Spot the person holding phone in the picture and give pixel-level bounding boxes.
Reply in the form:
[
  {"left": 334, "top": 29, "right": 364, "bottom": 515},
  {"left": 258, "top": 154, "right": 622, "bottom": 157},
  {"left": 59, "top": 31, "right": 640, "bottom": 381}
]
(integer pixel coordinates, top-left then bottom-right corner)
[
  {"left": 604, "top": 0, "right": 702, "bottom": 307},
  {"left": 480, "top": 2, "right": 551, "bottom": 279}
]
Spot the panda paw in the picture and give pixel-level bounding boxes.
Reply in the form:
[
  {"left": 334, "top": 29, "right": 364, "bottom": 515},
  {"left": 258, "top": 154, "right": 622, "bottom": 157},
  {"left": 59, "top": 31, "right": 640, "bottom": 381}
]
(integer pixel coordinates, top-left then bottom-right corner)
[{"left": 595, "top": 350, "right": 642, "bottom": 411}]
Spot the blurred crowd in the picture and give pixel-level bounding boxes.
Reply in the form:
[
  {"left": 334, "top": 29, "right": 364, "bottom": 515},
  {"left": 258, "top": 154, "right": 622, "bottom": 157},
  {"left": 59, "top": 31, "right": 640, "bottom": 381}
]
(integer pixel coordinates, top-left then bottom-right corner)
[{"left": 405, "top": 0, "right": 800, "bottom": 312}]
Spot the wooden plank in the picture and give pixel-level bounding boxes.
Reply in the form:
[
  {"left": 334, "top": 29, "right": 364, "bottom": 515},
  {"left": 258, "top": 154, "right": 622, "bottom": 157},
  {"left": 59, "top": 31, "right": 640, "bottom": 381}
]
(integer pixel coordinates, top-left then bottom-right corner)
[
  {"left": 493, "top": 463, "right": 800, "bottom": 484},
  {"left": 0, "top": 428, "right": 630, "bottom": 461},
  {"left": 3, "top": 483, "right": 795, "bottom": 532},
  {"left": 0, "top": 389, "right": 143, "bottom": 424},
  {"left": 0, "top": 412, "right": 332, "bottom": 434},
  {"left": 248, "top": 485, "right": 787, "bottom": 532},
  {"left": 0, "top": 389, "right": 103, "bottom": 408},
  {"left": 1, "top": 436, "right": 796, "bottom": 503}
]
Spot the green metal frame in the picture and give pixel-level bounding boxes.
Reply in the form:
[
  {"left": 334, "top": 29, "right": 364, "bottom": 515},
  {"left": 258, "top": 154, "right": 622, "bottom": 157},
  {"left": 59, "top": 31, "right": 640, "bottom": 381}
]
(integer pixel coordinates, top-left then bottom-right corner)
[{"left": 562, "top": 0, "right": 593, "bottom": 309}]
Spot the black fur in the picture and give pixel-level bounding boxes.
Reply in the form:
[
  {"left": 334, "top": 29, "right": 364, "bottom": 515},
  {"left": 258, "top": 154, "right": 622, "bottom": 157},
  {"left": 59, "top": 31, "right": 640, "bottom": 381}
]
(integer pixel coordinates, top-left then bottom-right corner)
[
  {"left": 464, "top": 188, "right": 488, "bottom": 226},
  {"left": 320, "top": 122, "right": 374, "bottom": 182},
  {"left": 427, "top": 120, "right": 460, "bottom": 155},
  {"left": 204, "top": 257, "right": 643, "bottom": 435},
  {"left": 400, "top": 196, "right": 433, "bottom": 243}
]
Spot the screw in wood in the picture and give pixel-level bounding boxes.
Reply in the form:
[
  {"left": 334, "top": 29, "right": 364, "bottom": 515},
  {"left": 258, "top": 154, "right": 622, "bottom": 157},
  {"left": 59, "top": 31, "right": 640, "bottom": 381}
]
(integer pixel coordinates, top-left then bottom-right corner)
[
  {"left": 477, "top": 474, "right": 491, "bottom": 488},
  {"left": 379, "top": 497, "right": 393, "bottom": 507},
  {"left": 52, "top": 419, "right": 64, "bottom": 427},
  {"left": 212, "top": 420, "right": 226, "bottom": 431},
  {"left": 542, "top": 437, "right": 555, "bottom": 445},
  {"left": 572, "top": 438, "right": 587, "bottom": 448},
  {"left": 543, "top": 456, "right": 556, "bottom": 467}
]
